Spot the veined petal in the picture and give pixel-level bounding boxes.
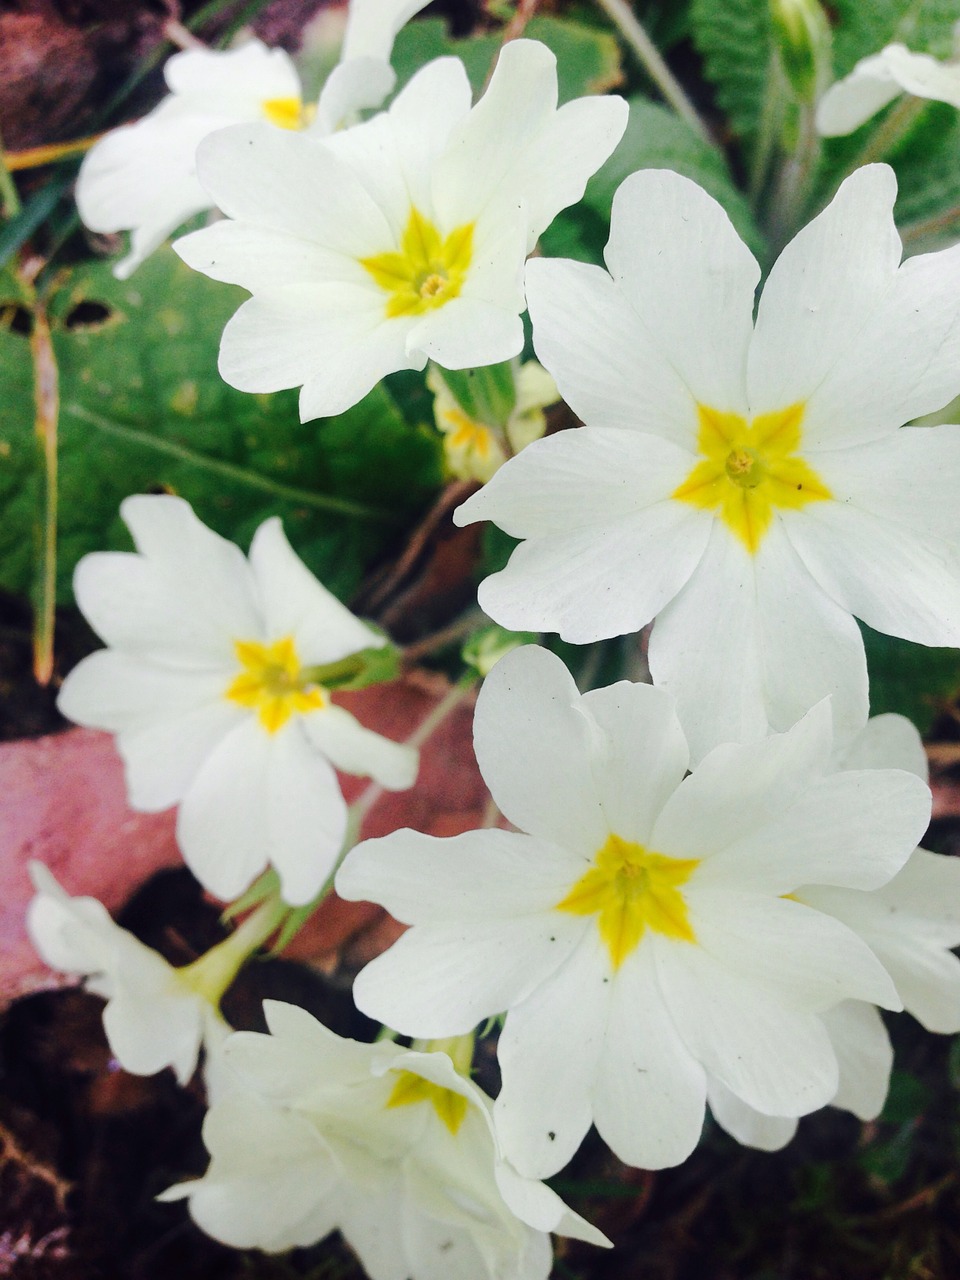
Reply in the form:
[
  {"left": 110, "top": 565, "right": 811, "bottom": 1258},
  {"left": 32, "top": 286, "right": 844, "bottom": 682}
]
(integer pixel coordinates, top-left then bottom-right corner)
[
  {"left": 822, "top": 1002, "right": 892, "bottom": 1121},
  {"left": 579, "top": 682, "right": 689, "bottom": 846},
  {"left": 603, "top": 169, "right": 758, "bottom": 416},
  {"left": 303, "top": 705, "right": 417, "bottom": 790},
  {"left": 472, "top": 645, "right": 607, "bottom": 856},
  {"left": 784, "top": 499, "right": 960, "bottom": 647},
  {"left": 657, "top": 942, "right": 839, "bottom": 1116},
  {"left": 494, "top": 932, "right": 610, "bottom": 1178},
  {"left": 706, "top": 1077, "right": 798, "bottom": 1152},
  {"left": 247, "top": 518, "right": 381, "bottom": 662},
  {"left": 72, "top": 494, "right": 259, "bottom": 665},
  {"left": 336, "top": 828, "right": 582, "bottom": 923},
  {"left": 592, "top": 945, "right": 707, "bottom": 1169},
  {"left": 648, "top": 519, "right": 868, "bottom": 762},
  {"left": 351, "top": 915, "right": 584, "bottom": 1039},
  {"left": 747, "top": 165, "right": 903, "bottom": 445},
  {"left": 704, "top": 766, "right": 930, "bottom": 893},
  {"left": 525, "top": 258, "right": 698, "bottom": 445}
]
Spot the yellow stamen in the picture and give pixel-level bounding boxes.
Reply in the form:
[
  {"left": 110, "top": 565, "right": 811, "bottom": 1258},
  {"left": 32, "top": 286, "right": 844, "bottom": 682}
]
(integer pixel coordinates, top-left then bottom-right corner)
[
  {"left": 224, "top": 635, "right": 327, "bottom": 733},
  {"left": 360, "top": 208, "right": 474, "bottom": 319},
  {"left": 261, "top": 97, "right": 315, "bottom": 130},
  {"left": 386, "top": 1071, "right": 469, "bottom": 1135},
  {"left": 556, "top": 833, "right": 700, "bottom": 970},
  {"left": 672, "top": 402, "right": 832, "bottom": 553}
]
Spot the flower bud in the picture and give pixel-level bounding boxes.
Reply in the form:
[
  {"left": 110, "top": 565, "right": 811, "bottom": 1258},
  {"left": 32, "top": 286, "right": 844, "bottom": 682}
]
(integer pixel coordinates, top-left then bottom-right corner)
[{"left": 771, "top": 0, "right": 832, "bottom": 103}]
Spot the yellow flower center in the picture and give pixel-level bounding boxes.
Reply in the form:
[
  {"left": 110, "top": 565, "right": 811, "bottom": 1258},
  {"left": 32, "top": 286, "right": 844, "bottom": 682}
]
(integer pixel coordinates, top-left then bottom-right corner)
[
  {"left": 556, "top": 833, "right": 700, "bottom": 970},
  {"left": 360, "top": 208, "right": 474, "bottom": 319},
  {"left": 224, "top": 635, "right": 327, "bottom": 734},
  {"left": 671, "top": 402, "right": 832, "bottom": 553},
  {"left": 261, "top": 96, "right": 316, "bottom": 130},
  {"left": 386, "top": 1071, "right": 468, "bottom": 1136}
]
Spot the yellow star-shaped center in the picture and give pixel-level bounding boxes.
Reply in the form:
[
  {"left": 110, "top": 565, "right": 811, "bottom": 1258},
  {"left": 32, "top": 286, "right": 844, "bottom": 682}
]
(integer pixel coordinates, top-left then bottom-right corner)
[
  {"left": 556, "top": 833, "right": 700, "bottom": 970},
  {"left": 671, "top": 402, "right": 832, "bottom": 553},
  {"left": 360, "top": 207, "right": 474, "bottom": 320},
  {"left": 261, "top": 96, "right": 316, "bottom": 130},
  {"left": 224, "top": 635, "right": 327, "bottom": 734},
  {"left": 386, "top": 1071, "right": 468, "bottom": 1136}
]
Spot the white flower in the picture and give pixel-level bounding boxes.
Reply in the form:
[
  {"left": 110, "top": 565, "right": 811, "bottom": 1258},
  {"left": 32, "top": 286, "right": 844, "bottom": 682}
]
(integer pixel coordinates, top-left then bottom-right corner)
[
  {"left": 456, "top": 164, "right": 960, "bottom": 763},
  {"left": 173, "top": 39, "right": 627, "bottom": 421},
  {"left": 428, "top": 362, "right": 558, "bottom": 484},
  {"left": 76, "top": 1, "right": 430, "bottom": 279},
  {"left": 160, "top": 1000, "right": 608, "bottom": 1275},
  {"left": 816, "top": 43, "right": 960, "bottom": 137},
  {"left": 26, "top": 862, "right": 229, "bottom": 1087},
  {"left": 57, "top": 494, "right": 417, "bottom": 906},
  {"left": 335, "top": 645, "right": 931, "bottom": 1177}
]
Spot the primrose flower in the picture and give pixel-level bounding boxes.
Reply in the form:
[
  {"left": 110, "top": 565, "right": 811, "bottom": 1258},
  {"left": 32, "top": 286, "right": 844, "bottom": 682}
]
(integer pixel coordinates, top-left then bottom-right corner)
[
  {"left": 429, "top": 362, "right": 558, "bottom": 483},
  {"left": 27, "top": 862, "right": 232, "bottom": 1087},
  {"left": 456, "top": 165, "right": 960, "bottom": 763},
  {"left": 816, "top": 42, "right": 960, "bottom": 136},
  {"left": 710, "top": 712, "right": 960, "bottom": 1151},
  {"left": 161, "top": 1000, "right": 608, "bottom": 1274},
  {"left": 76, "top": 1, "right": 430, "bottom": 279},
  {"left": 173, "top": 39, "right": 627, "bottom": 421},
  {"left": 336, "top": 645, "right": 931, "bottom": 1177},
  {"left": 57, "top": 495, "right": 417, "bottom": 906}
]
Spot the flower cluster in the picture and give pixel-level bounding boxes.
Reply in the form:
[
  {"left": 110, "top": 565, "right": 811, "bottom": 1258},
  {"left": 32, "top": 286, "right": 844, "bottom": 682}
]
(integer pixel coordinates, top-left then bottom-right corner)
[{"left": 34, "top": 6, "right": 960, "bottom": 1278}]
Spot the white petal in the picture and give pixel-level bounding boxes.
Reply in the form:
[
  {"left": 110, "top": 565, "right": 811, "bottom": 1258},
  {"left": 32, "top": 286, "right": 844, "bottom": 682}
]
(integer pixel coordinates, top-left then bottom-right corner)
[
  {"left": 336, "top": 828, "right": 582, "bottom": 923},
  {"left": 177, "top": 718, "right": 347, "bottom": 904},
  {"left": 351, "top": 914, "right": 583, "bottom": 1039},
  {"left": 26, "top": 866, "right": 121, "bottom": 975},
  {"left": 462, "top": 440, "right": 710, "bottom": 645},
  {"left": 835, "top": 712, "right": 927, "bottom": 779},
  {"left": 341, "top": 0, "right": 432, "bottom": 62},
  {"left": 604, "top": 169, "right": 759, "bottom": 414},
  {"left": 472, "top": 645, "right": 607, "bottom": 855},
  {"left": 648, "top": 520, "right": 868, "bottom": 763},
  {"left": 816, "top": 49, "right": 905, "bottom": 135},
  {"left": 303, "top": 705, "right": 417, "bottom": 790},
  {"left": 823, "top": 1002, "right": 892, "bottom": 1121},
  {"left": 247, "top": 518, "right": 381, "bottom": 661},
  {"left": 73, "top": 493, "right": 259, "bottom": 665},
  {"left": 748, "top": 165, "right": 907, "bottom": 448},
  {"left": 524, "top": 257, "right": 698, "bottom": 445},
  {"left": 657, "top": 942, "right": 839, "bottom": 1116},
  {"left": 592, "top": 945, "right": 707, "bottom": 1169},
  {"left": 707, "top": 1077, "right": 798, "bottom": 1152},
  {"left": 686, "top": 889, "right": 899, "bottom": 1011},
  {"left": 579, "top": 681, "right": 689, "bottom": 845},
  {"left": 785, "top": 499, "right": 960, "bottom": 647},
  {"left": 408, "top": 296, "right": 525, "bottom": 370},
  {"left": 103, "top": 964, "right": 205, "bottom": 1082},
  {"left": 163, "top": 40, "right": 301, "bottom": 106},
  {"left": 494, "top": 932, "right": 610, "bottom": 1178},
  {"left": 651, "top": 700, "right": 833, "bottom": 862},
  {"left": 174, "top": 219, "right": 366, "bottom": 294},
  {"left": 314, "top": 57, "right": 396, "bottom": 133},
  {"left": 703, "top": 767, "right": 930, "bottom": 892}
]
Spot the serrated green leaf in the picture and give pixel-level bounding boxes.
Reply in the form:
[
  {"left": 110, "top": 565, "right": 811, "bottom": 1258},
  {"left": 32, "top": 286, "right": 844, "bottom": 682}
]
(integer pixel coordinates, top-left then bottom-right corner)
[
  {"left": 391, "top": 15, "right": 622, "bottom": 104},
  {"left": 690, "top": 0, "right": 774, "bottom": 144},
  {"left": 542, "top": 96, "right": 766, "bottom": 264},
  {"left": 0, "top": 248, "right": 442, "bottom": 606},
  {"left": 863, "top": 624, "right": 960, "bottom": 733}
]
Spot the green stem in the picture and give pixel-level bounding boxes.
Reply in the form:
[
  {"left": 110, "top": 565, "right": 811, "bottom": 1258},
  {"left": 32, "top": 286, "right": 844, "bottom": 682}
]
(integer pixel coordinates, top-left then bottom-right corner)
[
  {"left": 63, "top": 403, "right": 400, "bottom": 525},
  {"left": 179, "top": 896, "right": 287, "bottom": 1005},
  {"left": 413, "top": 1032, "right": 476, "bottom": 1076},
  {"left": 766, "top": 99, "right": 820, "bottom": 249},
  {"left": 900, "top": 201, "right": 960, "bottom": 247},
  {"left": 749, "top": 53, "right": 787, "bottom": 208},
  {"left": 592, "top": 0, "right": 711, "bottom": 142}
]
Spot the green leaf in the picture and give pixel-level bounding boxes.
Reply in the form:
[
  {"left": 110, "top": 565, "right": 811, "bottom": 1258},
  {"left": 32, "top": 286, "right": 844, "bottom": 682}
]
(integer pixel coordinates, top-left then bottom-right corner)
[
  {"left": 863, "top": 624, "right": 960, "bottom": 733},
  {"left": 690, "top": 0, "right": 774, "bottom": 144},
  {"left": 391, "top": 15, "right": 623, "bottom": 104},
  {"left": 542, "top": 96, "right": 766, "bottom": 264},
  {"left": 0, "top": 249, "right": 442, "bottom": 606}
]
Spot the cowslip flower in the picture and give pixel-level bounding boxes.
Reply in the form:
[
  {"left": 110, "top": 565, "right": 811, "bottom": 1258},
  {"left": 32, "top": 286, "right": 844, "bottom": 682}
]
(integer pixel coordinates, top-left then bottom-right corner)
[
  {"left": 816, "top": 42, "right": 960, "bottom": 136},
  {"left": 76, "top": 0, "right": 429, "bottom": 279},
  {"left": 57, "top": 494, "right": 417, "bottom": 906},
  {"left": 336, "top": 645, "right": 931, "bottom": 1177},
  {"left": 160, "top": 1000, "right": 608, "bottom": 1274},
  {"left": 26, "top": 862, "right": 237, "bottom": 1088},
  {"left": 456, "top": 164, "right": 960, "bottom": 763},
  {"left": 709, "top": 712, "right": 960, "bottom": 1150},
  {"left": 428, "top": 361, "right": 557, "bottom": 483},
  {"left": 173, "top": 39, "right": 627, "bottom": 421}
]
